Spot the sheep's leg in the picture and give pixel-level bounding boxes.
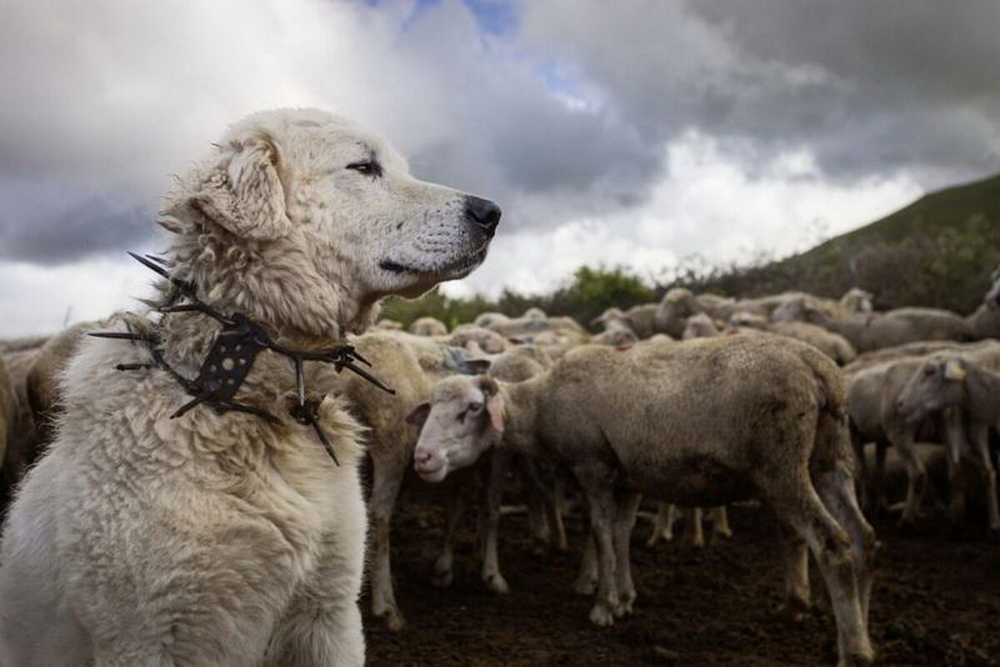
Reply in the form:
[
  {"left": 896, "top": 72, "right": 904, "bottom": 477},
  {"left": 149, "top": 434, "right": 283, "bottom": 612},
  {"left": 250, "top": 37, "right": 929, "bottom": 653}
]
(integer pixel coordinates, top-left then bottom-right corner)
[
  {"left": 815, "top": 462, "right": 878, "bottom": 627},
  {"left": 969, "top": 423, "right": 1000, "bottom": 532},
  {"left": 368, "top": 460, "right": 406, "bottom": 631},
  {"left": 613, "top": 491, "right": 641, "bottom": 617},
  {"left": 945, "top": 455, "right": 967, "bottom": 525},
  {"left": 681, "top": 507, "right": 705, "bottom": 548},
  {"left": 891, "top": 431, "right": 926, "bottom": 527},
  {"left": 479, "top": 451, "right": 510, "bottom": 594},
  {"left": 709, "top": 506, "right": 733, "bottom": 540},
  {"left": 433, "top": 481, "right": 471, "bottom": 588},
  {"left": 572, "top": 529, "right": 599, "bottom": 596},
  {"left": 646, "top": 503, "right": 676, "bottom": 547},
  {"left": 777, "top": 522, "right": 810, "bottom": 621},
  {"left": 872, "top": 439, "right": 889, "bottom": 515},
  {"left": 773, "top": 483, "right": 874, "bottom": 666},
  {"left": 943, "top": 409, "right": 967, "bottom": 525},
  {"left": 516, "top": 455, "right": 568, "bottom": 553},
  {"left": 574, "top": 463, "right": 619, "bottom": 627},
  {"left": 850, "top": 427, "right": 869, "bottom": 512}
]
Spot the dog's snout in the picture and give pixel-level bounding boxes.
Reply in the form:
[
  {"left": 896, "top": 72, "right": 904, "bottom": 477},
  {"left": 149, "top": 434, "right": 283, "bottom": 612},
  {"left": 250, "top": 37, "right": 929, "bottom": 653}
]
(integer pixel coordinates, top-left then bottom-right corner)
[{"left": 464, "top": 196, "right": 501, "bottom": 237}]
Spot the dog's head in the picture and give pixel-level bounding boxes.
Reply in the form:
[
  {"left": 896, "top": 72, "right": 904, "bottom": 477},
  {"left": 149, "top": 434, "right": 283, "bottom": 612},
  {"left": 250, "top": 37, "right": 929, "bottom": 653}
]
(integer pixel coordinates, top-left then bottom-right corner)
[{"left": 160, "top": 109, "right": 499, "bottom": 338}]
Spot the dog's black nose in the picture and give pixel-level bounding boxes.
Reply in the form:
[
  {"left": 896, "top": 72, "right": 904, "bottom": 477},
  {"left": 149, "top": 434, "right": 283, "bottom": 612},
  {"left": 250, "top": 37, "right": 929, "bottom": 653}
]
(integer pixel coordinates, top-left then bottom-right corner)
[{"left": 464, "top": 196, "right": 501, "bottom": 237}]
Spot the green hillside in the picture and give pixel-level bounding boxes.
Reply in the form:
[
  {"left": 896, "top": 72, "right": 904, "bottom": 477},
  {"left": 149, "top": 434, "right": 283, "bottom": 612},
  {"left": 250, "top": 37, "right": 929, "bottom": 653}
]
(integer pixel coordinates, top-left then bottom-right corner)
[
  {"left": 383, "top": 172, "right": 1000, "bottom": 328},
  {"left": 692, "top": 172, "right": 1000, "bottom": 314}
]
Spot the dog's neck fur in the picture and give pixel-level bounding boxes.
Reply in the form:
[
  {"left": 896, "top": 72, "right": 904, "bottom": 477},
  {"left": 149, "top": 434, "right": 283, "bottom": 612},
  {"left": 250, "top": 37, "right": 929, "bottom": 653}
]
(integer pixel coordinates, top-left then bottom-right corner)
[{"left": 148, "top": 226, "right": 378, "bottom": 402}]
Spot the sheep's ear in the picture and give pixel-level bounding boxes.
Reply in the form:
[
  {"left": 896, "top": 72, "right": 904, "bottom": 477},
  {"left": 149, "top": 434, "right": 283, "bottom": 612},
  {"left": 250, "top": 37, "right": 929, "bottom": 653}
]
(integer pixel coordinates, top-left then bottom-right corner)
[
  {"left": 406, "top": 402, "right": 431, "bottom": 427},
  {"left": 193, "top": 132, "right": 290, "bottom": 240},
  {"left": 486, "top": 393, "right": 505, "bottom": 434},
  {"left": 461, "top": 359, "right": 492, "bottom": 375},
  {"left": 944, "top": 360, "right": 967, "bottom": 381}
]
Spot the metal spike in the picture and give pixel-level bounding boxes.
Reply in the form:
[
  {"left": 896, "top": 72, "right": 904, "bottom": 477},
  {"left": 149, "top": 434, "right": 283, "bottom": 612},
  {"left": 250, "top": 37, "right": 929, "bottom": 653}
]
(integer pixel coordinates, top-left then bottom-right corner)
[
  {"left": 171, "top": 394, "right": 210, "bottom": 419},
  {"left": 310, "top": 418, "right": 339, "bottom": 466},
  {"left": 116, "top": 363, "right": 153, "bottom": 371},
  {"left": 89, "top": 331, "right": 159, "bottom": 343},
  {"left": 340, "top": 360, "right": 395, "bottom": 395},
  {"left": 157, "top": 304, "right": 206, "bottom": 314},
  {"left": 128, "top": 251, "right": 172, "bottom": 279}
]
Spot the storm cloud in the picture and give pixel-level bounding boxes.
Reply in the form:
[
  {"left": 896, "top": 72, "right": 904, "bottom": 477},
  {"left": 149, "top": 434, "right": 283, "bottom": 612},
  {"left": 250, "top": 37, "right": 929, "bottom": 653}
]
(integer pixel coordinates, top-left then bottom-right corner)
[{"left": 0, "top": 0, "right": 996, "bottom": 335}]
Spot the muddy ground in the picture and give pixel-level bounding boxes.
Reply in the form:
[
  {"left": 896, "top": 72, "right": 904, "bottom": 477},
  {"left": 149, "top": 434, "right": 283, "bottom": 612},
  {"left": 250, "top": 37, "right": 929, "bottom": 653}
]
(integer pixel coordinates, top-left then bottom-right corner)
[{"left": 363, "top": 502, "right": 1000, "bottom": 666}]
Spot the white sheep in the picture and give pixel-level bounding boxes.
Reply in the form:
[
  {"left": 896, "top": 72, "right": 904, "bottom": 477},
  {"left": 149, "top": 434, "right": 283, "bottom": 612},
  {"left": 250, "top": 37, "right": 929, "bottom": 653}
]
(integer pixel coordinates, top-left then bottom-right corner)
[
  {"left": 895, "top": 354, "right": 1000, "bottom": 531},
  {"left": 410, "top": 335, "right": 876, "bottom": 666}
]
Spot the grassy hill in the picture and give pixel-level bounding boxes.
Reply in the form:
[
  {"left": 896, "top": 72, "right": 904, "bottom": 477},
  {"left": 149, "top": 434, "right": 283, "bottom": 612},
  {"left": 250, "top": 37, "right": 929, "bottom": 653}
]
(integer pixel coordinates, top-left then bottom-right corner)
[
  {"left": 383, "top": 172, "right": 1000, "bottom": 328},
  {"left": 690, "top": 172, "right": 1000, "bottom": 314}
]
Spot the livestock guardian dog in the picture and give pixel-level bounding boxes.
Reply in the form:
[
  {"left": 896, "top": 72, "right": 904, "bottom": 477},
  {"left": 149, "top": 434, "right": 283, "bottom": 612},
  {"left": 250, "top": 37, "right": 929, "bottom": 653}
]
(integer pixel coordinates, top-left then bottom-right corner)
[{"left": 0, "top": 109, "right": 500, "bottom": 666}]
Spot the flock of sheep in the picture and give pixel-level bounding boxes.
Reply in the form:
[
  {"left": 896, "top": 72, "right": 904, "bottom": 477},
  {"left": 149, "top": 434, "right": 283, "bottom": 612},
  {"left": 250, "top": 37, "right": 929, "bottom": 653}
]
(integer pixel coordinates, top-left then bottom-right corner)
[{"left": 2, "top": 273, "right": 1000, "bottom": 666}]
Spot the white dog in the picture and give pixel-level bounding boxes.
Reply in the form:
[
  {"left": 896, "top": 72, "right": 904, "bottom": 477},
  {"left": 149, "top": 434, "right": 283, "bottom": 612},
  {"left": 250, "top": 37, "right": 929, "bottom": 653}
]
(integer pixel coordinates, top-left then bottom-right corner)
[{"left": 0, "top": 108, "right": 500, "bottom": 666}]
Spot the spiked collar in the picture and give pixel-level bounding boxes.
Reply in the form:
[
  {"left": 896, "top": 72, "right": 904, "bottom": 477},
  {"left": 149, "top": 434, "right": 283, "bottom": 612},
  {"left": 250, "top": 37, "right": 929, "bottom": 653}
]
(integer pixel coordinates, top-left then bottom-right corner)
[{"left": 90, "top": 252, "right": 394, "bottom": 465}]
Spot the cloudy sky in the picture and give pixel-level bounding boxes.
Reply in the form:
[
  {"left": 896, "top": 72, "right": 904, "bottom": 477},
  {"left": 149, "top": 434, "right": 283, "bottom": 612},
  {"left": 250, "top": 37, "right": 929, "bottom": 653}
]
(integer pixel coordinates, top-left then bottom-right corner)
[{"left": 1, "top": 0, "right": 999, "bottom": 337}]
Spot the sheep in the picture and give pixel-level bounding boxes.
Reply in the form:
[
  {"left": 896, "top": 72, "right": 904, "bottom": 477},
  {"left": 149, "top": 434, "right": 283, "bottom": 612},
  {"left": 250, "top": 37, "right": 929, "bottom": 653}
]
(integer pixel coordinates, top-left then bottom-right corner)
[
  {"left": 846, "top": 340, "right": 1000, "bottom": 525},
  {"left": 590, "top": 309, "right": 640, "bottom": 347},
  {"left": 681, "top": 312, "right": 720, "bottom": 339},
  {"left": 344, "top": 332, "right": 542, "bottom": 630},
  {"left": 844, "top": 340, "right": 962, "bottom": 375},
  {"left": 24, "top": 322, "right": 91, "bottom": 449},
  {"left": 411, "top": 335, "right": 876, "bottom": 665},
  {"left": 726, "top": 313, "right": 857, "bottom": 365},
  {"left": 768, "top": 321, "right": 857, "bottom": 365},
  {"left": 0, "top": 356, "right": 18, "bottom": 492},
  {"left": 0, "top": 348, "right": 38, "bottom": 510},
  {"left": 654, "top": 288, "right": 703, "bottom": 338},
  {"left": 840, "top": 288, "right": 874, "bottom": 314},
  {"left": 648, "top": 311, "right": 733, "bottom": 547},
  {"left": 895, "top": 355, "right": 1000, "bottom": 531},
  {"left": 524, "top": 307, "right": 547, "bottom": 321},
  {"left": 486, "top": 313, "right": 589, "bottom": 358},
  {"left": 374, "top": 318, "right": 404, "bottom": 331},
  {"left": 409, "top": 315, "right": 449, "bottom": 337},
  {"left": 335, "top": 333, "right": 482, "bottom": 631},
  {"left": 789, "top": 299, "right": 974, "bottom": 352},
  {"left": 473, "top": 311, "right": 510, "bottom": 328},
  {"left": 622, "top": 303, "right": 659, "bottom": 339},
  {"left": 447, "top": 324, "right": 509, "bottom": 355},
  {"left": 466, "top": 345, "right": 567, "bottom": 556}
]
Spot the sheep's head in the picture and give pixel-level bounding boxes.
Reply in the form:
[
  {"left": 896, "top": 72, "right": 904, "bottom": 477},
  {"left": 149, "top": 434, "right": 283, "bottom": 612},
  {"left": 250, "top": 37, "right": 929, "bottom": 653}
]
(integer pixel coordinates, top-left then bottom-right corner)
[
  {"left": 683, "top": 312, "right": 719, "bottom": 339},
  {"left": 591, "top": 307, "right": 626, "bottom": 331},
  {"left": 895, "top": 357, "right": 967, "bottom": 424},
  {"left": 408, "top": 375, "right": 505, "bottom": 482},
  {"left": 841, "top": 288, "right": 874, "bottom": 314}
]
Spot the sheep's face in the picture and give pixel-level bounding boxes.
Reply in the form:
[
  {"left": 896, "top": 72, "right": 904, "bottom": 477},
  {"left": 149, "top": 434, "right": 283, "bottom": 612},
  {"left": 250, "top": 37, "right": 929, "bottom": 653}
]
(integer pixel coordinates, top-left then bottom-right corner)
[
  {"left": 896, "top": 358, "right": 967, "bottom": 423},
  {"left": 842, "top": 288, "right": 874, "bottom": 314},
  {"left": 410, "top": 376, "right": 504, "bottom": 483}
]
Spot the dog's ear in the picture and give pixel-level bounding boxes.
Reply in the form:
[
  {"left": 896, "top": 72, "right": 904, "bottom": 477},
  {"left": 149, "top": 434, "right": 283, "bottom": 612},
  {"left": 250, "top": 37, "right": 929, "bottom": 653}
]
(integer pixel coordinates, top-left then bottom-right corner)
[{"left": 193, "top": 131, "right": 290, "bottom": 241}]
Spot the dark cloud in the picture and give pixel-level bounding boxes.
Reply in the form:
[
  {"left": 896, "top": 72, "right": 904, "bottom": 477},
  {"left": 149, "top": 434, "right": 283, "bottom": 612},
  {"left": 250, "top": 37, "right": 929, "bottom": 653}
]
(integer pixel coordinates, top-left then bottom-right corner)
[
  {"left": 523, "top": 1, "right": 1000, "bottom": 187},
  {"left": 0, "top": 182, "right": 153, "bottom": 264}
]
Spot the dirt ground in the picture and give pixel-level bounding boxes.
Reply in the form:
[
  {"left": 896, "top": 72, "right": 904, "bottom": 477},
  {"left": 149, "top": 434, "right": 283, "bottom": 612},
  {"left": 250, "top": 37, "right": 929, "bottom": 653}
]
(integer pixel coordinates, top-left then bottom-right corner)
[{"left": 363, "top": 502, "right": 1000, "bottom": 666}]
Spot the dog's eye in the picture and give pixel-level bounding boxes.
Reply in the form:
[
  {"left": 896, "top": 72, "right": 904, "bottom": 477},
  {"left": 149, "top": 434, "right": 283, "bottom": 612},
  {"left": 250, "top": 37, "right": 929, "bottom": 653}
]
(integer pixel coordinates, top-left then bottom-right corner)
[{"left": 346, "top": 160, "right": 382, "bottom": 177}]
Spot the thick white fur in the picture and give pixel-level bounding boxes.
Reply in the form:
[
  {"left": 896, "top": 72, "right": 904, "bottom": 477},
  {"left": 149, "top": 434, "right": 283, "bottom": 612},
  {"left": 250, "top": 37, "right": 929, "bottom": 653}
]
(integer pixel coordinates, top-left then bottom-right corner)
[{"left": 0, "top": 109, "right": 496, "bottom": 666}]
